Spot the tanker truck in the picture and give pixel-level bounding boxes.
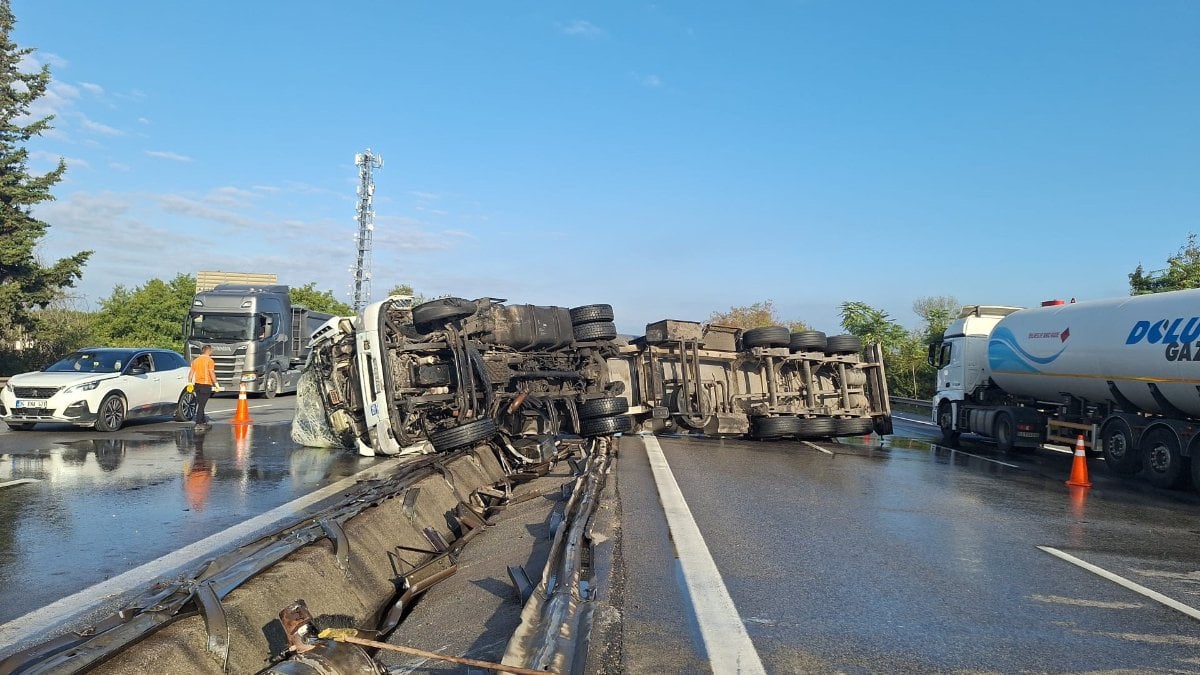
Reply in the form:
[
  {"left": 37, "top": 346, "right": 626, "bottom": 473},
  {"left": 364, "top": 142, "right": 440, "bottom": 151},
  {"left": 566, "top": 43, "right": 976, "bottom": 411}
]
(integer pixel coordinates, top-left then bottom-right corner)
[{"left": 929, "top": 288, "right": 1200, "bottom": 490}]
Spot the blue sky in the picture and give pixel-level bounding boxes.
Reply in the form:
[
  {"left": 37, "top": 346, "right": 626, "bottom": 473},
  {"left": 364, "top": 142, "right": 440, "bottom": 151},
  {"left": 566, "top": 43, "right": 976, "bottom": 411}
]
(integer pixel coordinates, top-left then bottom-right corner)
[{"left": 14, "top": 1, "right": 1200, "bottom": 335}]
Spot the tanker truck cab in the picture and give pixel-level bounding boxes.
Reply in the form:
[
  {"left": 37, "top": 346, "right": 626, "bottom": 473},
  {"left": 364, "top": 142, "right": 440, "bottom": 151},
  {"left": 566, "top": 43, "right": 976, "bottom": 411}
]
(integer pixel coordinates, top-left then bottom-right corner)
[{"left": 929, "top": 305, "right": 1026, "bottom": 446}]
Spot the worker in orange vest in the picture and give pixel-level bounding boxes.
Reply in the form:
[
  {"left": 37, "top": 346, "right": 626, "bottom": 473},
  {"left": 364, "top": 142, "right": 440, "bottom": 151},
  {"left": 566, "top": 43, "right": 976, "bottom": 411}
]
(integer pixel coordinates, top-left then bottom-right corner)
[{"left": 187, "top": 344, "right": 220, "bottom": 428}]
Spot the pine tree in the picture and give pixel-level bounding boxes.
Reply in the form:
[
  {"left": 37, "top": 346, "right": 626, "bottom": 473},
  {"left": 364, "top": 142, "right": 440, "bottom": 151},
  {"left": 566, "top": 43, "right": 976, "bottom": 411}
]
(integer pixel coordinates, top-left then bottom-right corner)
[{"left": 0, "top": 0, "right": 91, "bottom": 341}]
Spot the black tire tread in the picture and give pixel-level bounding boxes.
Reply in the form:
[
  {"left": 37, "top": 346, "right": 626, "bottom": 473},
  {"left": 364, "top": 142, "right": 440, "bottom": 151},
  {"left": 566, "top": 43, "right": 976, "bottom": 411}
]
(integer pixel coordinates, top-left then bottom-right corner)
[
  {"left": 790, "top": 330, "right": 827, "bottom": 352},
  {"left": 743, "top": 326, "right": 791, "bottom": 349},
  {"left": 580, "top": 414, "right": 632, "bottom": 437},
  {"left": 825, "top": 334, "right": 862, "bottom": 355},
  {"left": 574, "top": 321, "right": 617, "bottom": 342},
  {"left": 579, "top": 397, "right": 629, "bottom": 419},
  {"left": 569, "top": 304, "right": 615, "bottom": 325},
  {"left": 429, "top": 417, "right": 498, "bottom": 452}
]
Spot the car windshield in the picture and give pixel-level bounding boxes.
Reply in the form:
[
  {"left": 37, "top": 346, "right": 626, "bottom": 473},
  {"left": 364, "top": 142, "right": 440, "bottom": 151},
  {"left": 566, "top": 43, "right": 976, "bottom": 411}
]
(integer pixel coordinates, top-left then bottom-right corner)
[
  {"left": 45, "top": 351, "right": 129, "bottom": 374},
  {"left": 189, "top": 313, "right": 253, "bottom": 341}
]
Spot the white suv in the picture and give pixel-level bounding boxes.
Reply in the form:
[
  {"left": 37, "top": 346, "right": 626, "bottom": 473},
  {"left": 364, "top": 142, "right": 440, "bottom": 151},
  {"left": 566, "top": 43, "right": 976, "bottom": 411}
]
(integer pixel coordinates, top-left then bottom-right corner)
[{"left": 1, "top": 348, "right": 196, "bottom": 431}]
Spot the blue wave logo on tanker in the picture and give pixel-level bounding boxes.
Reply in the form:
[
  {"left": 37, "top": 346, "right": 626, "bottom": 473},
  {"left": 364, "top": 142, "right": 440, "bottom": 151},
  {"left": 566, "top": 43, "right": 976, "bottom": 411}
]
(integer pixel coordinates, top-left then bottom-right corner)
[
  {"left": 987, "top": 326, "right": 1068, "bottom": 373},
  {"left": 1126, "top": 317, "right": 1200, "bottom": 361}
]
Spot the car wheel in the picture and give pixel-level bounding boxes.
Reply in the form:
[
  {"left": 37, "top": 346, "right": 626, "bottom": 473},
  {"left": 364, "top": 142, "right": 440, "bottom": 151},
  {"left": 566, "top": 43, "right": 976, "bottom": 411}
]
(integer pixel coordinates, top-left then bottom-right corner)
[
  {"left": 579, "top": 397, "right": 629, "bottom": 419},
  {"left": 429, "top": 418, "right": 498, "bottom": 452},
  {"left": 174, "top": 390, "right": 198, "bottom": 422},
  {"left": 95, "top": 393, "right": 126, "bottom": 432},
  {"left": 569, "top": 304, "right": 615, "bottom": 325},
  {"left": 5, "top": 422, "right": 35, "bottom": 431},
  {"left": 1142, "top": 428, "right": 1189, "bottom": 489},
  {"left": 264, "top": 370, "right": 281, "bottom": 399},
  {"left": 743, "top": 326, "right": 790, "bottom": 349},
  {"left": 1100, "top": 422, "right": 1140, "bottom": 476},
  {"left": 580, "top": 414, "right": 633, "bottom": 437}
]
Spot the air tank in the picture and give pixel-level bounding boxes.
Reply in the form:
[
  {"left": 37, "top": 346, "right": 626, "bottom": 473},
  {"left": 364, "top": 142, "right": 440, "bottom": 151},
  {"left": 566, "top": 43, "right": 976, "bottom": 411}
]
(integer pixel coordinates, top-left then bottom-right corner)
[{"left": 986, "top": 288, "right": 1200, "bottom": 417}]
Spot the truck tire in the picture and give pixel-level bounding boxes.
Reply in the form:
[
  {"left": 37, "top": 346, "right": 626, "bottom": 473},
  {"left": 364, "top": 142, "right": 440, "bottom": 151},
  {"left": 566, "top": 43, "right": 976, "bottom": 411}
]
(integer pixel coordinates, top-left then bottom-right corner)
[
  {"left": 569, "top": 304, "right": 614, "bottom": 325},
  {"left": 1100, "top": 422, "right": 1140, "bottom": 476},
  {"left": 752, "top": 415, "right": 800, "bottom": 439},
  {"left": 574, "top": 321, "right": 617, "bottom": 342},
  {"left": 412, "top": 297, "right": 477, "bottom": 331},
  {"left": 174, "top": 390, "right": 197, "bottom": 422},
  {"left": 825, "top": 335, "right": 862, "bottom": 355},
  {"left": 429, "top": 418, "right": 498, "bottom": 452},
  {"left": 834, "top": 417, "right": 874, "bottom": 437},
  {"left": 789, "top": 330, "right": 827, "bottom": 352},
  {"left": 263, "top": 370, "right": 281, "bottom": 399},
  {"left": 579, "top": 397, "right": 629, "bottom": 419},
  {"left": 937, "top": 401, "right": 959, "bottom": 445},
  {"left": 796, "top": 417, "right": 835, "bottom": 439},
  {"left": 993, "top": 414, "right": 1015, "bottom": 452},
  {"left": 581, "top": 414, "right": 632, "bottom": 437},
  {"left": 743, "top": 326, "right": 790, "bottom": 349},
  {"left": 1141, "top": 428, "right": 1189, "bottom": 489}
]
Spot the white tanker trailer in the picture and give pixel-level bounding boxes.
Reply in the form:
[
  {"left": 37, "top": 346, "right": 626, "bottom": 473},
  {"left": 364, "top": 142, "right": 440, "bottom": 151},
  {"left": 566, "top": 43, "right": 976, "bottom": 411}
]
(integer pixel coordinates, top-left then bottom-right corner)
[{"left": 929, "top": 288, "right": 1200, "bottom": 491}]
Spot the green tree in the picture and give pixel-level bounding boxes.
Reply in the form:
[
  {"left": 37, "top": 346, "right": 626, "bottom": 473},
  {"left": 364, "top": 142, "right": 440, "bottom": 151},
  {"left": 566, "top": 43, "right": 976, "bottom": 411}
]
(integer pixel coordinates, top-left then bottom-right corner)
[
  {"left": 290, "top": 282, "right": 353, "bottom": 315},
  {"left": 709, "top": 300, "right": 809, "bottom": 331},
  {"left": 1129, "top": 233, "right": 1200, "bottom": 295},
  {"left": 839, "top": 301, "right": 918, "bottom": 396},
  {"left": 92, "top": 274, "right": 196, "bottom": 349},
  {"left": 0, "top": 2, "right": 91, "bottom": 348}
]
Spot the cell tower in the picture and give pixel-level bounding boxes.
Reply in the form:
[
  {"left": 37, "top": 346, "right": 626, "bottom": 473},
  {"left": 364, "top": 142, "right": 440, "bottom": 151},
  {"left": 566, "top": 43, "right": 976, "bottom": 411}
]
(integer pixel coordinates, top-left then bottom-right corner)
[{"left": 352, "top": 148, "right": 383, "bottom": 313}]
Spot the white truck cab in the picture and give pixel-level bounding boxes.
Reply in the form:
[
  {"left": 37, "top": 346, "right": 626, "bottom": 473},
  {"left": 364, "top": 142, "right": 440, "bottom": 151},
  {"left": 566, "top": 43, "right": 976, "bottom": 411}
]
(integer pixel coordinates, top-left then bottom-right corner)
[{"left": 929, "top": 305, "right": 1020, "bottom": 439}]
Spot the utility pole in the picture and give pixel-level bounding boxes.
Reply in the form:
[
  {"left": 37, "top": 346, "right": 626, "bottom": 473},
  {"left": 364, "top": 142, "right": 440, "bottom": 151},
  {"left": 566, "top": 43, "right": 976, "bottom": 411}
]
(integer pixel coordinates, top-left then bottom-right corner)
[{"left": 352, "top": 149, "right": 383, "bottom": 313}]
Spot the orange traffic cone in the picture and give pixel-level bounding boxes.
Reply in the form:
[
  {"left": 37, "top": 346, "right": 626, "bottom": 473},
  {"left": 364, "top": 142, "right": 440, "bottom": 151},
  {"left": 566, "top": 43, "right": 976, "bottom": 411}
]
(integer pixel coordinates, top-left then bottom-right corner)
[
  {"left": 231, "top": 382, "right": 254, "bottom": 425},
  {"left": 1066, "top": 434, "right": 1092, "bottom": 488}
]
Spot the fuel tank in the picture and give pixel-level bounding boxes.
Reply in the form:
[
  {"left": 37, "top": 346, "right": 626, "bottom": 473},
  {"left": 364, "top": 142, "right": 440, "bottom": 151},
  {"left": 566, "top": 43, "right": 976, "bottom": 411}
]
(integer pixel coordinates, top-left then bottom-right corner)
[
  {"left": 476, "top": 304, "right": 574, "bottom": 351},
  {"left": 986, "top": 288, "right": 1200, "bottom": 416}
]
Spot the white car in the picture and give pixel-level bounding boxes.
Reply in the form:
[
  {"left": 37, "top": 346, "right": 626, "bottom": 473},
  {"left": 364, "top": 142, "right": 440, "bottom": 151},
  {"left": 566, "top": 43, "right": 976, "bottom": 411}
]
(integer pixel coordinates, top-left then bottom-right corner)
[{"left": 0, "top": 348, "right": 197, "bottom": 432}]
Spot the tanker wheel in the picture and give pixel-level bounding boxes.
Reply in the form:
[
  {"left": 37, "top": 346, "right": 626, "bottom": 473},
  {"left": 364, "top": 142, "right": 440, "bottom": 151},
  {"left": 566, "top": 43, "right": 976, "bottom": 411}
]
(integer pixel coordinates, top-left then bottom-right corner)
[
  {"left": 752, "top": 415, "right": 801, "bottom": 439},
  {"left": 937, "top": 402, "right": 959, "bottom": 446},
  {"left": 796, "top": 417, "right": 836, "bottom": 439},
  {"left": 743, "top": 326, "right": 790, "bottom": 349},
  {"left": 993, "top": 414, "right": 1015, "bottom": 453},
  {"left": 1142, "top": 428, "right": 1189, "bottom": 489},
  {"left": 1100, "top": 422, "right": 1140, "bottom": 476}
]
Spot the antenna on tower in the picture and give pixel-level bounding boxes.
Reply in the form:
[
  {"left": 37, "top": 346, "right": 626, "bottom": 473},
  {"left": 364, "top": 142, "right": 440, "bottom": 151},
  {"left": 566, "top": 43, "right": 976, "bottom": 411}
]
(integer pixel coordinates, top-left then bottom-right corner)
[{"left": 352, "top": 148, "right": 383, "bottom": 313}]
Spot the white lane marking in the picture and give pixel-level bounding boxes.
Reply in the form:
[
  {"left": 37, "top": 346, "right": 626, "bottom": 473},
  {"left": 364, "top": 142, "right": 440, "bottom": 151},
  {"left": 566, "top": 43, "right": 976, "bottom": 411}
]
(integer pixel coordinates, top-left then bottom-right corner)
[
  {"left": 932, "top": 446, "right": 1019, "bottom": 468},
  {"left": 801, "top": 441, "right": 835, "bottom": 456},
  {"left": 1038, "top": 546, "right": 1200, "bottom": 621},
  {"left": 0, "top": 460, "right": 391, "bottom": 647},
  {"left": 0, "top": 478, "right": 38, "bottom": 489},
  {"left": 640, "top": 435, "right": 767, "bottom": 675}
]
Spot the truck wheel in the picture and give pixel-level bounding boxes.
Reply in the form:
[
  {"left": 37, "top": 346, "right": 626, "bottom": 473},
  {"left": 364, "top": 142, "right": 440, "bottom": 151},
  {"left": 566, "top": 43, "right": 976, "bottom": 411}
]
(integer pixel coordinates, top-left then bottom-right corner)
[
  {"left": 1142, "top": 428, "right": 1189, "bottom": 489},
  {"left": 263, "top": 370, "right": 281, "bottom": 399},
  {"left": 937, "top": 402, "right": 959, "bottom": 445},
  {"left": 174, "top": 390, "right": 197, "bottom": 421},
  {"left": 993, "top": 414, "right": 1015, "bottom": 452},
  {"left": 796, "top": 417, "right": 835, "bottom": 439},
  {"left": 789, "top": 330, "right": 827, "bottom": 352},
  {"left": 752, "top": 415, "right": 800, "bottom": 439},
  {"left": 574, "top": 321, "right": 617, "bottom": 342},
  {"left": 1100, "top": 423, "right": 1140, "bottom": 476},
  {"left": 743, "top": 326, "right": 790, "bottom": 349},
  {"left": 569, "top": 304, "right": 614, "bottom": 325},
  {"left": 429, "top": 418, "right": 498, "bottom": 452},
  {"left": 581, "top": 414, "right": 632, "bottom": 437},
  {"left": 835, "top": 417, "right": 874, "bottom": 437},
  {"left": 579, "top": 397, "right": 629, "bottom": 419},
  {"left": 95, "top": 394, "right": 126, "bottom": 432},
  {"left": 825, "top": 335, "right": 862, "bottom": 355},
  {"left": 412, "top": 297, "right": 477, "bottom": 331}
]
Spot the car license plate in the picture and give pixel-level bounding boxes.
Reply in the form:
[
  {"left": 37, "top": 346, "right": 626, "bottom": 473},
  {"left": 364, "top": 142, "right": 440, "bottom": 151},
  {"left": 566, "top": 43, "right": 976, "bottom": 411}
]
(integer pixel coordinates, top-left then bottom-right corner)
[{"left": 15, "top": 400, "right": 46, "bottom": 408}]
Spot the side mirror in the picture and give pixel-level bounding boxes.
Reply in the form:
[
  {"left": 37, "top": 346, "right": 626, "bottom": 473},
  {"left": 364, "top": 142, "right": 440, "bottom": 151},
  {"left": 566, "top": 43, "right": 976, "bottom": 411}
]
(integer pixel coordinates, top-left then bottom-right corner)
[
  {"left": 129, "top": 367, "right": 148, "bottom": 376},
  {"left": 927, "top": 342, "right": 940, "bottom": 367}
]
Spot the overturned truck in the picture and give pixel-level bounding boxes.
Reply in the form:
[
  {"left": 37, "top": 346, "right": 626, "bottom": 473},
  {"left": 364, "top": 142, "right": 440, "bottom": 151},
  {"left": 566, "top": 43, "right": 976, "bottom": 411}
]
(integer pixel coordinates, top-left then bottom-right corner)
[{"left": 293, "top": 296, "right": 892, "bottom": 456}]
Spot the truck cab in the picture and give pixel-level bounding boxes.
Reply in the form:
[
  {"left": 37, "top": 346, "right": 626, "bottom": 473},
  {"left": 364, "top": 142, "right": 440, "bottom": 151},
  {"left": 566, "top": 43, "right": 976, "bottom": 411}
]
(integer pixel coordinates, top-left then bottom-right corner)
[{"left": 929, "top": 305, "right": 1020, "bottom": 442}]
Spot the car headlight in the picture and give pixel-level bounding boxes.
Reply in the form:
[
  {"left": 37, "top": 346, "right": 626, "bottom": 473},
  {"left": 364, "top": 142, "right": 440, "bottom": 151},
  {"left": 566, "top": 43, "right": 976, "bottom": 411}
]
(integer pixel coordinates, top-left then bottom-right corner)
[{"left": 62, "top": 380, "right": 102, "bottom": 395}]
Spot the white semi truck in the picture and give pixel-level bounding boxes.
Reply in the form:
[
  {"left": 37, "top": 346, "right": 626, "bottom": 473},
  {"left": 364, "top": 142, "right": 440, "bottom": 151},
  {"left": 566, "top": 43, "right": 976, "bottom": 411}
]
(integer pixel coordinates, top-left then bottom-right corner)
[{"left": 929, "top": 288, "right": 1200, "bottom": 490}]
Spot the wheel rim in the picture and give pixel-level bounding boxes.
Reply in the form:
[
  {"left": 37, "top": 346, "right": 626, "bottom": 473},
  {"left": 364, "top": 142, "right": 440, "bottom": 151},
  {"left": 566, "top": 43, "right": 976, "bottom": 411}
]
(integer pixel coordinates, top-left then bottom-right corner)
[
  {"left": 182, "top": 394, "right": 197, "bottom": 419},
  {"left": 102, "top": 397, "right": 124, "bottom": 428},
  {"left": 1148, "top": 442, "right": 1171, "bottom": 473},
  {"left": 268, "top": 372, "right": 279, "bottom": 393},
  {"left": 938, "top": 406, "right": 952, "bottom": 430},
  {"left": 1107, "top": 432, "right": 1127, "bottom": 460}
]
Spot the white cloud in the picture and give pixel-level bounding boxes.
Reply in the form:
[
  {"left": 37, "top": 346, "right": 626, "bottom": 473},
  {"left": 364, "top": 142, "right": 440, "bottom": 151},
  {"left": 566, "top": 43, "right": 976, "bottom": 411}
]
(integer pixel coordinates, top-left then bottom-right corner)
[
  {"left": 80, "top": 116, "right": 123, "bottom": 136},
  {"left": 109, "top": 162, "right": 130, "bottom": 171},
  {"left": 561, "top": 19, "right": 605, "bottom": 38},
  {"left": 145, "top": 150, "right": 193, "bottom": 162},
  {"left": 158, "top": 194, "right": 256, "bottom": 228},
  {"left": 137, "top": 117, "right": 150, "bottom": 125},
  {"left": 18, "top": 51, "right": 68, "bottom": 71},
  {"left": 206, "top": 186, "right": 259, "bottom": 208},
  {"left": 79, "top": 82, "right": 104, "bottom": 96}
]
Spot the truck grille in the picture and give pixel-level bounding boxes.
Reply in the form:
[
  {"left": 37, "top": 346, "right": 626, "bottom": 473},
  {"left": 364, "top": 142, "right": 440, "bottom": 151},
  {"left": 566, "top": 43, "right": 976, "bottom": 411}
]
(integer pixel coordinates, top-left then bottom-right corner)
[
  {"left": 211, "top": 355, "right": 245, "bottom": 383},
  {"left": 12, "top": 387, "right": 59, "bottom": 399}
]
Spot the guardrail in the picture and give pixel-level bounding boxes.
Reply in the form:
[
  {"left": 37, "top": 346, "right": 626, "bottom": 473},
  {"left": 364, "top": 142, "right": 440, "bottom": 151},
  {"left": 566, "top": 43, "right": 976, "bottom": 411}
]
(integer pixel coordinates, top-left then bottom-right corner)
[{"left": 890, "top": 396, "right": 932, "bottom": 410}]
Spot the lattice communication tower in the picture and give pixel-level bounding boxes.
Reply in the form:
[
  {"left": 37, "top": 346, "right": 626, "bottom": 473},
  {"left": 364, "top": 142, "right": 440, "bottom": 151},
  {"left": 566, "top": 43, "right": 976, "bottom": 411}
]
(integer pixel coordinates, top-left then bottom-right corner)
[{"left": 352, "top": 149, "right": 383, "bottom": 313}]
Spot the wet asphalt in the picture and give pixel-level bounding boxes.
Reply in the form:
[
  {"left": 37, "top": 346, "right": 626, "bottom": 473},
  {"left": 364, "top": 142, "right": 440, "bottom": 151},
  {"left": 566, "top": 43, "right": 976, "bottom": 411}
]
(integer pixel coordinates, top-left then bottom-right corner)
[
  {"left": 0, "top": 396, "right": 382, "bottom": 631},
  {"left": 614, "top": 415, "right": 1200, "bottom": 673}
]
